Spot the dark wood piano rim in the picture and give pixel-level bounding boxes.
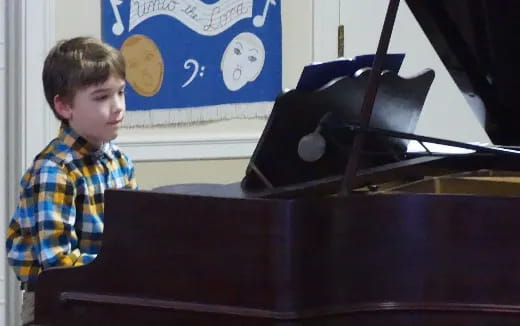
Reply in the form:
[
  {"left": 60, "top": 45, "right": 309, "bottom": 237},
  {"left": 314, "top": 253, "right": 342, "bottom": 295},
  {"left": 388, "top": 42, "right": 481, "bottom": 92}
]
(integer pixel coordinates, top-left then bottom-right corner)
[
  {"left": 36, "top": 188, "right": 520, "bottom": 324},
  {"left": 58, "top": 291, "right": 520, "bottom": 320}
]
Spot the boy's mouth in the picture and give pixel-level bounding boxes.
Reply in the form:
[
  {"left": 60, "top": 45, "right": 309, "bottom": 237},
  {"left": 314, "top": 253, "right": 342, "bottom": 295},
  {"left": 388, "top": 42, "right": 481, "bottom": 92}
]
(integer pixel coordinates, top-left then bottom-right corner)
[{"left": 107, "top": 119, "right": 122, "bottom": 126}]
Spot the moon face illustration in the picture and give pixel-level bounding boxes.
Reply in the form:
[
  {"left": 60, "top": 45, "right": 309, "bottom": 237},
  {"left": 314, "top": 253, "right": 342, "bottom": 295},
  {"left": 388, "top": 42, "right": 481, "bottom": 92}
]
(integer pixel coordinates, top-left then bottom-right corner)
[
  {"left": 221, "top": 32, "right": 265, "bottom": 91},
  {"left": 120, "top": 34, "right": 164, "bottom": 97}
]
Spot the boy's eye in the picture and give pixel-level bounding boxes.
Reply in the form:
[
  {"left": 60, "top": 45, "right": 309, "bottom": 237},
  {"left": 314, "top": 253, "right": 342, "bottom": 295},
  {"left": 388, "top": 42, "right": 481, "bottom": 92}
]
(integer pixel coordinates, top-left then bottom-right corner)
[
  {"left": 234, "top": 47, "right": 241, "bottom": 55},
  {"left": 94, "top": 95, "right": 109, "bottom": 101}
]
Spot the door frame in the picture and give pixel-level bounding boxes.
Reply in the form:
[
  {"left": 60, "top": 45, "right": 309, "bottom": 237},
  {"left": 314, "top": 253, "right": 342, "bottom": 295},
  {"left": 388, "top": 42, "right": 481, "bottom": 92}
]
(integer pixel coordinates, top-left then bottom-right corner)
[{"left": 4, "top": 1, "right": 56, "bottom": 325}]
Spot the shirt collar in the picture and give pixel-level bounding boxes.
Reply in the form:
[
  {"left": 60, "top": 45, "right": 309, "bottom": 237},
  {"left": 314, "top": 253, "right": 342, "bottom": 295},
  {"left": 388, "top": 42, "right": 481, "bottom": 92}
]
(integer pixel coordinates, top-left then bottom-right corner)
[{"left": 58, "top": 124, "right": 115, "bottom": 160}]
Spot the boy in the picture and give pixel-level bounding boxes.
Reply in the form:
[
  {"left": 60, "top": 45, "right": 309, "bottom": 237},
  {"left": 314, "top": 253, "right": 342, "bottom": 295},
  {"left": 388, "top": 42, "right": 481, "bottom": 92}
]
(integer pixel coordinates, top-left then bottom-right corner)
[{"left": 5, "top": 36, "right": 138, "bottom": 325}]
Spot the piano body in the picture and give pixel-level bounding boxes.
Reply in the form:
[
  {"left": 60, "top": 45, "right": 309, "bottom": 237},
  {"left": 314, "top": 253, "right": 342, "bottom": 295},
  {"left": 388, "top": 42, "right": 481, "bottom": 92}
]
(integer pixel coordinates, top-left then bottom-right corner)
[{"left": 35, "top": 0, "right": 520, "bottom": 325}]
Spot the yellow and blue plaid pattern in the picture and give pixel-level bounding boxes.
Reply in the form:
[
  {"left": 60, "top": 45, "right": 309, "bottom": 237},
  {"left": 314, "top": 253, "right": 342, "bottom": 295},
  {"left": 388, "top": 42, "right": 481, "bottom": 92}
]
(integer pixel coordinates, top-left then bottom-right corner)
[{"left": 6, "top": 124, "right": 137, "bottom": 283}]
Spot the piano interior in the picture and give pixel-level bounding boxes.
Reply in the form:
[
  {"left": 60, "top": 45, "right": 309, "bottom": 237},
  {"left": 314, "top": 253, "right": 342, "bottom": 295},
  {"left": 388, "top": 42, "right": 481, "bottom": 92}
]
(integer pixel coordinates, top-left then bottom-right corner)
[{"left": 34, "top": 0, "right": 520, "bottom": 325}]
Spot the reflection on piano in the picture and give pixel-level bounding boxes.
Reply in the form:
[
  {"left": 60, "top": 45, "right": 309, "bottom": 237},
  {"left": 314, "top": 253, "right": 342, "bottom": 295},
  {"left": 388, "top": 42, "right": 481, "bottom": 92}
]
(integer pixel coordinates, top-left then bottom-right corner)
[{"left": 35, "top": 0, "right": 520, "bottom": 324}]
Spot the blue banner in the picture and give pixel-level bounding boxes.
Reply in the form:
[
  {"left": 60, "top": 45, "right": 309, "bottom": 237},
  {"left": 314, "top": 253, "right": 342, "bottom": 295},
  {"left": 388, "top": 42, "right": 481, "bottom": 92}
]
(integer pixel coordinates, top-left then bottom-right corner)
[{"left": 101, "top": 0, "right": 282, "bottom": 118}]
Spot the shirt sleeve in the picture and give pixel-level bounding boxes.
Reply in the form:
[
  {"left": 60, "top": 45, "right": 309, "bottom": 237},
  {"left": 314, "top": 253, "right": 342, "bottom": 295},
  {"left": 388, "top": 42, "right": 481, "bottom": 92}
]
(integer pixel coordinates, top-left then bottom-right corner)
[{"left": 30, "top": 163, "right": 90, "bottom": 269}]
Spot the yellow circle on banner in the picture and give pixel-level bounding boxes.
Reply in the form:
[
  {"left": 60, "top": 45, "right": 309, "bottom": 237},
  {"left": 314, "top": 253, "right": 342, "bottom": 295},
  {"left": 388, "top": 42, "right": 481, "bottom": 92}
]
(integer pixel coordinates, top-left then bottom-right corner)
[{"left": 120, "top": 34, "right": 164, "bottom": 97}]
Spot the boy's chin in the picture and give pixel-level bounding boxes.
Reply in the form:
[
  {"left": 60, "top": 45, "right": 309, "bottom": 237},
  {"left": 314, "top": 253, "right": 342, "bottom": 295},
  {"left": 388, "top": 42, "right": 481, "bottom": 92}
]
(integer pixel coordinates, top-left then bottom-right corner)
[
  {"left": 102, "top": 131, "right": 119, "bottom": 142},
  {"left": 106, "top": 133, "right": 119, "bottom": 141}
]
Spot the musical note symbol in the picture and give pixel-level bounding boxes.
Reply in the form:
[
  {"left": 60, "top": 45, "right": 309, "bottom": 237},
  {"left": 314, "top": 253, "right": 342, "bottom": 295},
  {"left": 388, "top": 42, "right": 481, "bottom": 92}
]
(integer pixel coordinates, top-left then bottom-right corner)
[
  {"left": 253, "top": 0, "right": 277, "bottom": 28},
  {"left": 110, "top": 0, "right": 125, "bottom": 36},
  {"left": 182, "top": 59, "right": 205, "bottom": 88}
]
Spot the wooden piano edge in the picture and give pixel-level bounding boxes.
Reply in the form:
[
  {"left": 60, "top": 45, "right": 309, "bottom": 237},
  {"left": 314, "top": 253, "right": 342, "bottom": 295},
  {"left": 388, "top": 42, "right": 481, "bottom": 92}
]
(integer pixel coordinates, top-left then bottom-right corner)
[{"left": 46, "top": 291, "right": 520, "bottom": 320}]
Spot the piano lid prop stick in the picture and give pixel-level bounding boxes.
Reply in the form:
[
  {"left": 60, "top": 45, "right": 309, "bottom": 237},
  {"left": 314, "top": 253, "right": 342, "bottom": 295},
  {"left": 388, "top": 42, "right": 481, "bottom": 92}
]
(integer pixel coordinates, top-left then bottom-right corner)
[{"left": 338, "top": 0, "right": 401, "bottom": 196}]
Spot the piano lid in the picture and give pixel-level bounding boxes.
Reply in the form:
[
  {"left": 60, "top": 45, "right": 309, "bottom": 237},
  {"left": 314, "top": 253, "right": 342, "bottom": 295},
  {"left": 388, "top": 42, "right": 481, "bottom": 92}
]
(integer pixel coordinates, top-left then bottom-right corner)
[{"left": 405, "top": 0, "right": 520, "bottom": 145}]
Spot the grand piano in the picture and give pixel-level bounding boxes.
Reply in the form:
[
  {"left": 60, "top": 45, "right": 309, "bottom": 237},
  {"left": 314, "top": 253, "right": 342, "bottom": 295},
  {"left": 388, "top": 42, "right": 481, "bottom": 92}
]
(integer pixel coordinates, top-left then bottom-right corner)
[{"left": 35, "top": 0, "right": 520, "bottom": 325}]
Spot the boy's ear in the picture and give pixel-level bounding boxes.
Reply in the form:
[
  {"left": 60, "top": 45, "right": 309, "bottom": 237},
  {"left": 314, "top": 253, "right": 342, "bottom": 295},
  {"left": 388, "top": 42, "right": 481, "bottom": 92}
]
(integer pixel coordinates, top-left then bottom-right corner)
[{"left": 53, "top": 95, "right": 72, "bottom": 120}]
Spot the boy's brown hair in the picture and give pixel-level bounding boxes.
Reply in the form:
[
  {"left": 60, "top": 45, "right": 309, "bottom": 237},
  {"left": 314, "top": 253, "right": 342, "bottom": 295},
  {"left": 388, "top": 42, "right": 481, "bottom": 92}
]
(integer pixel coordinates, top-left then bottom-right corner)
[{"left": 42, "top": 36, "right": 126, "bottom": 122}]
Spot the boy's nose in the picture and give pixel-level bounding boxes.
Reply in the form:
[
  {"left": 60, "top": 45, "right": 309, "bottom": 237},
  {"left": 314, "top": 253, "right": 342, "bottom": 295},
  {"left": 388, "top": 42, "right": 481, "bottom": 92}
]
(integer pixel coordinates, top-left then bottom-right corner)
[{"left": 111, "top": 96, "right": 125, "bottom": 113}]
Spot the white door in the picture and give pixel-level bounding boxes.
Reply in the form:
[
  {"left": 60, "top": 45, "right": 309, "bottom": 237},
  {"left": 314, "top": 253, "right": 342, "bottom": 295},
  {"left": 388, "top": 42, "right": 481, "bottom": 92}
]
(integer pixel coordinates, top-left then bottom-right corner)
[{"left": 0, "top": 0, "right": 7, "bottom": 321}]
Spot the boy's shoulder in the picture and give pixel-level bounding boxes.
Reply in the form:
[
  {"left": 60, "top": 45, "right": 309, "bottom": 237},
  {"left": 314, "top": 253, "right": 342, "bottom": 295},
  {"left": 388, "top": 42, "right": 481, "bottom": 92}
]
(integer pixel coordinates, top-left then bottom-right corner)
[
  {"left": 33, "top": 137, "right": 77, "bottom": 167},
  {"left": 21, "top": 138, "right": 73, "bottom": 181}
]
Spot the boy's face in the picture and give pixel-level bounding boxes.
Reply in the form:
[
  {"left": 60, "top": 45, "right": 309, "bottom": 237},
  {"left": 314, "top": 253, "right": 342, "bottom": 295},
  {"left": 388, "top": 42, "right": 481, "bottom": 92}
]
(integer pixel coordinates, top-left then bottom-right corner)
[{"left": 67, "top": 75, "right": 126, "bottom": 147}]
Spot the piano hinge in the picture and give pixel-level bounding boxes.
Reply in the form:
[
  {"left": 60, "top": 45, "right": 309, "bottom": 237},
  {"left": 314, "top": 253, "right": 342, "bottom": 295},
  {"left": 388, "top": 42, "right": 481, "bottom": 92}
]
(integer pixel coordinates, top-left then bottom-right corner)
[{"left": 338, "top": 24, "right": 345, "bottom": 57}]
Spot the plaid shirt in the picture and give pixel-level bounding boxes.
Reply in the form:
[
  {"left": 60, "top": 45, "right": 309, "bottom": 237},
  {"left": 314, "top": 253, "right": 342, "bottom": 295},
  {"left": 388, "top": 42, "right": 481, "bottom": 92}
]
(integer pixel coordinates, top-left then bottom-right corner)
[{"left": 6, "top": 124, "right": 137, "bottom": 283}]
